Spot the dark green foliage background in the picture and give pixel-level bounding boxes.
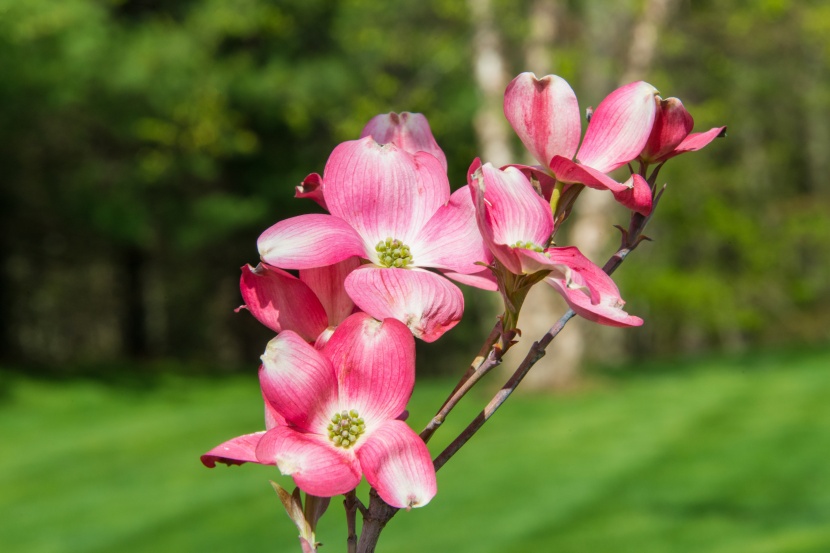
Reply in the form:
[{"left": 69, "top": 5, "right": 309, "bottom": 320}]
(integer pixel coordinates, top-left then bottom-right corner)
[{"left": 1, "top": 0, "right": 828, "bottom": 371}]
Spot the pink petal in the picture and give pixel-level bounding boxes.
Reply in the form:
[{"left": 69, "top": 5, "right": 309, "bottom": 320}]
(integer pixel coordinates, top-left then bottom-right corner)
[
  {"left": 323, "top": 137, "right": 450, "bottom": 246},
  {"left": 256, "top": 426, "right": 362, "bottom": 497},
  {"left": 322, "top": 312, "right": 415, "bottom": 424},
  {"left": 240, "top": 263, "right": 328, "bottom": 341},
  {"left": 667, "top": 126, "right": 727, "bottom": 160},
  {"left": 264, "top": 395, "right": 285, "bottom": 430},
  {"left": 545, "top": 247, "right": 643, "bottom": 327},
  {"left": 201, "top": 432, "right": 269, "bottom": 468},
  {"left": 612, "top": 174, "right": 653, "bottom": 217},
  {"left": 640, "top": 97, "right": 694, "bottom": 163},
  {"left": 295, "top": 172, "right": 328, "bottom": 210},
  {"left": 344, "top": 266, "right": 464, "bottom": 342},
  {"left": 259, "top": 331, "right": 339, "bottom": 433},
  {"left": 356, "top": 420, "right": 437, "bottom": 509},
  {"left": 299, "top": 257, "right": 362, "bottom": 327},
  {"left": 413, "top": 186, "right": 492, "bottom": 274},
  {"left": 361, "top": 112, "right": 448, "bottom": 171},
  {"left": 577, "top": 81, "right": 658, "bottom": 173},
  {"left": 440, "top": 268, "right": 498, "bottom": 291},
  {"left": 548, "top": 157, "right": 652, "bottom": 216},
  {"left": 508, "top": 163, "right": 559, "bottom": 202},
  {"left": 503, "top": 72, "right": 581, "bottom": 168},
  {"left": 469, "top": 160, "right": 554, "bottom": 274},
  {"left": 257, "top": 213, "right": 367, "bottom": 269},
  {"left": 514, "top": 249, "right": 571, "bottom": 279},
  {"left": 548, "top": 277, "right": 643, "bottom": 327}
]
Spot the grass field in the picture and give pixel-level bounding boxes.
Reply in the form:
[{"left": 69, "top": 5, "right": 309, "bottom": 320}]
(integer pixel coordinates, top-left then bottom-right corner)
[{"left": 2, "top": 348, "right": 829, "bottom": 553}]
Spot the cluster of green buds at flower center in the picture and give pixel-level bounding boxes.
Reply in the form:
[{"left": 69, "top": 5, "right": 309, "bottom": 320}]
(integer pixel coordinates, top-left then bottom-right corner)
[
  {"left": 327, "top": 410, "right": 366, "bottom": 449},
  {"left": 510, "top": 240, "right": 545, "bottom": 253},
  {"left": 375, "top": 237, "right": 413, "bottom": 268}
]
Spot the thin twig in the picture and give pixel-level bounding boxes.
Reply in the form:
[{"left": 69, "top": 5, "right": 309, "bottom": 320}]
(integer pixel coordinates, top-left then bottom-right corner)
[
  {"left": 420, "top": 320, "right": 502, "bottom": 442},
  {"left": 433, "top": 310, "right": 575, "bottom": 471}
]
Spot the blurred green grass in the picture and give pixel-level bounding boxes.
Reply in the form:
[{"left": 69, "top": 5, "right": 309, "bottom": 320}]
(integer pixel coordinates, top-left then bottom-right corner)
[{"left": 2, "top": 349, "right": 829, "bottom": 552}]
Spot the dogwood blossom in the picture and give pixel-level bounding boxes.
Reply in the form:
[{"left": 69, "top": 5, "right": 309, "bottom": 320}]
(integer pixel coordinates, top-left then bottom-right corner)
[
  {"left": 239, "top": 258, "right": 361, "bottom": 346},
  {"left": 257, "top": 134, "right": 488, "bottom": 341},
  {"left": 504, "top": 72, "right": 658, "bottom": 215}
]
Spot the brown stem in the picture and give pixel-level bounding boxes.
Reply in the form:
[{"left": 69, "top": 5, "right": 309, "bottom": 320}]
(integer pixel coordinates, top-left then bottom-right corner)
[
  {"left": 344, "top": 491, "right": 358, "bottom": 553},
  {"left": 355, "top": 490, "right": 399, "bottom": 553}
]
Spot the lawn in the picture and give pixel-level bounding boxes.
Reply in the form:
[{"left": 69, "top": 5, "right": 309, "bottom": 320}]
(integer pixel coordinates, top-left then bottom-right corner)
[{"left": 1, "top": 348, "right": 829, "bottom": 553}]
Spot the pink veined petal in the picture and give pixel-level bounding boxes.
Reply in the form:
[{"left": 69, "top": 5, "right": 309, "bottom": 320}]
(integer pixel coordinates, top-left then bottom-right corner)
[
  {"left": 468, "top": 160, "right": 554, "bottom": 273},
  {"left": 264, "top": 394, "right": 286, "bottom": 430},
  {"left": 344, "top": 266, "right": 464, "bottom": 343},
  {"left": 295, "top": 172, "right": 328, "bottom": 211},
  {"left": 321, "top": 312, "right": 415, "bottom": 425},
  {"left": 440, "top": 268, "right": 498, "bottom": 291},
  {"left": 413, "top": 185, "right": 492, "bottom": 274},
  {"left": 361, "top": 112, "right": 448, "bottom": 171},
  {"left": 577, "top": 81, "right": 659, "bottom": 173},
  {"left": 544, "top": 246, "right": 604, "bottom": 300},
  {"left": 299, "top": 257, "right": 362, "bottom": 327},
  {"left": 201, "top": 432, "right": 269, "bottom": 468},
  {"left": 640, "top": 97, "right": 694, "bottom": 163},
  {"left": 257, "top": 213, "right": 367, "bottom": 269},
  {"left": 259, "top": 331, "right": 339, "bottom": 433},
  {"left": 503, "top": 72, "right": 581, "bottom": 169},
  {"left": 323, "top": 137, "right": 450, "bottom": 245},
  {"left": 507, "top": 163, "right": 559, "bottom": 202},
  {"left": 514, "top": 249, "right": 570, "bottom": 279},
  {"left": 545, "top": 246, "right": 643, "bottom": 327},
  {"left": 468, "top": 161, "right": 520, "bottom": 275},
  {"left": 611, "top": 174, "right": 653, "bottom": 217},
  {"left": 547, "top": 276, "right": 643, "bottom": 327},
  {"left": 256, "top": 426, "right": 362, "bottom": 497},
  {"left": 664, "top": 126, "right": 727, "bottom": 161},
  {"left": 548, "top": 156, "right": 653, "bottom": 216},
  {"left": 240, "top": 263, "right": 328, "bottom": 341},
  {"left": 356, "top": 420, "right": 437, "bottom": 509}
]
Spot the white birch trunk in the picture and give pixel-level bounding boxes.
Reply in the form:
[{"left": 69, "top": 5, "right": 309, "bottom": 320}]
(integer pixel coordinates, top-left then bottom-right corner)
[{"left": 469, "top": 0, "right": 513, "bottom": 167}]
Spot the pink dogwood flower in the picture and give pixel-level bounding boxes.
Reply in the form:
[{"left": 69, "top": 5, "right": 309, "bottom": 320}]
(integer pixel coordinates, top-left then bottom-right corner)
[
  {"left": 469, "top": 159, "right": 642, "bottom": 327},
  {"left": 294, "top": 112, "right": 446, "bottom": 210},
  {"left": 257, "top": 133, "right": 489, "bottom": 342},
  {"left": 239, "top": 258, "right": 361, "bottom": 346},
  {"left": 638, "top": 96, "right": 726, "bottom": 164},
  {"left": 202, "top": 313, "right": 436, "bottom": 509},
  {"left": 504, "top": 72, "right": 658, "bottom": 215},
  {"left": 253, "top": 312, "right": 436, "bottom": 509}
]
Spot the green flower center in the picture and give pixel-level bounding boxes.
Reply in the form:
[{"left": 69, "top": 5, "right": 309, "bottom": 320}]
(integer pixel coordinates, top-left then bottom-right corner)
[
  {"left": 375, "top": 237, "right": 413, "bottom": 268},
  {"left": 510, "top": 240, "right": 545, "bottom": 253},
  {"left": 327, "top": 409, "right": 366, "bottom": 449}
]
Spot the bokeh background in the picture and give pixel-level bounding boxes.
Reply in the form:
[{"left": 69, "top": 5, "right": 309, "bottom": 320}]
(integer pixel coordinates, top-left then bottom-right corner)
[{"left": 2, "top": 0, "right": 829, "bottom": 552}]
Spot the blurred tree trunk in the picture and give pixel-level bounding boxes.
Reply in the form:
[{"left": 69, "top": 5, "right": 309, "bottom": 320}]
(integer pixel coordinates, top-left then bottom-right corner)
[
  {"left": 519, "top": 0, "right": 675, "bottom": 389},
  {"left": 512, "top": 0, "right": 585, "bottom": 390},
  {"left": 468, "top": 0, "right": 513, "bottom": 166},
  {"left": 570, "top": 0, "right": 674, "bottom": 376}
]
